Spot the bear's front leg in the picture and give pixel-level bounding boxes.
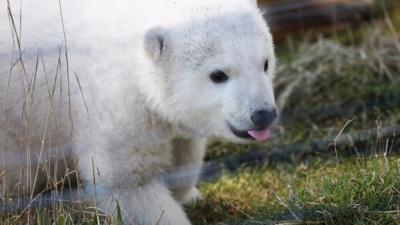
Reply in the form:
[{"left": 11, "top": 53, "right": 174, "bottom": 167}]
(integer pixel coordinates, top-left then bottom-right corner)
[
  {"left": 76, "top": 141, "right": 192, "bottom": 225},
  {"left": 168, "top": 138, "right": 207, "bottom": 204},
  {"left": 98, "top": 180, "right": 192, "bottom": 225}
]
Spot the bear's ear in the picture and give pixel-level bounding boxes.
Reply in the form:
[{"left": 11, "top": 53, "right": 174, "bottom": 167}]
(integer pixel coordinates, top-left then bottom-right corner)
[{"left": 144, "top": 27, "right": 168, "bottom": 61}]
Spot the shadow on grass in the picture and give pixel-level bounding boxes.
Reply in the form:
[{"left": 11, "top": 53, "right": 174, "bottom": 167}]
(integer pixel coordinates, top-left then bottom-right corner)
[{"left": 189, "top": 199, "right": 400, "bottom": 225}]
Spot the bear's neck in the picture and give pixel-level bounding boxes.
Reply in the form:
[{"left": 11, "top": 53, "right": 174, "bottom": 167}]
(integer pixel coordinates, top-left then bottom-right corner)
[{"left": 132, "top": 76, "right": 199, "bottom": 140}]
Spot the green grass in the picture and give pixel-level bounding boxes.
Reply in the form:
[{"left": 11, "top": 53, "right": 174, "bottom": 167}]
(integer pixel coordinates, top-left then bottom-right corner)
[
  {"left": 189, "top": 156, "right": 400, "bottom": 225},
  {"left": 3, "top": 155, "right": 400, "bottom": 224}
]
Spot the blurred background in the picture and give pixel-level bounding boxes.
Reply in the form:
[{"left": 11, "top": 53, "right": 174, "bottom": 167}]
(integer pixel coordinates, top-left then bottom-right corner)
[{"left": 261, "top": 0, "right": 377, "bottom": 42}]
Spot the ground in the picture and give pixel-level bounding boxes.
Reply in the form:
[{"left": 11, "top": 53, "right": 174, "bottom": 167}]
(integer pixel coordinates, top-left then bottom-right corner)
[
  {"left": 189, "top": 156, "right": 400, "bottom": 225},
  {"left": 1, "top": 5, "right": 400, "bottom": 225}
]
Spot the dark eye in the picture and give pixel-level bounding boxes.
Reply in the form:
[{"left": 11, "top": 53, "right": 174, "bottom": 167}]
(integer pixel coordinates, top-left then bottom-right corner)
[
  {"left": 210, "top": 70, "right": 229, "bottom": 84},
  {"left": 264, "top": 60, "right": 269, "bottom": 72}
]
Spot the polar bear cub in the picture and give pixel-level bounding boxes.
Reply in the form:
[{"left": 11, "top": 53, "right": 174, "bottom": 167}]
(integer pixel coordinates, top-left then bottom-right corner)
[{"left": 0, "top": 0, "right": 277, "bottom": 224}]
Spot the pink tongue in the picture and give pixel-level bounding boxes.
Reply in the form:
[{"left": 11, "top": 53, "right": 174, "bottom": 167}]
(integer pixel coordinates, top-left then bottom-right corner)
[{"left": 248, "top": 129, "right": 270, "bottom": 141}]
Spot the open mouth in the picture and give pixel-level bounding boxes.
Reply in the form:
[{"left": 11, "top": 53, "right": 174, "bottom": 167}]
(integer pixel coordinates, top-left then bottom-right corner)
[{"left": 228, "top": 124, "right": 270, "bottom": 142}]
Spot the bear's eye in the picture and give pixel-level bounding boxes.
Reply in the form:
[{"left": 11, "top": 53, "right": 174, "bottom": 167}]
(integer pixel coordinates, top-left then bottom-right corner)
[
  {"left": 210, "top": 70, "right": 229, "bottom": 84},
  {"left": 264, "top": 60, "right": 269, "bottom": 72}
]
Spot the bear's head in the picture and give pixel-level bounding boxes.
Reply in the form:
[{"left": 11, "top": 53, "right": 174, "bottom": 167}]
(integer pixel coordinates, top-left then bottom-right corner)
[{"left": 143, "top": 0, "right": 277, "bottom": 143}]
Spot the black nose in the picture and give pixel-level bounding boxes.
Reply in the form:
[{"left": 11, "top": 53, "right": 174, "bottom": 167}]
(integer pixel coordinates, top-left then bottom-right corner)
[{"left": 251, "top": 109, "right": 278, "bottom": 129}]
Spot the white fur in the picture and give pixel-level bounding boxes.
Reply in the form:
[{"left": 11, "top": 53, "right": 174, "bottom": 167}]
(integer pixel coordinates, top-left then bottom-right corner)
[{"left": 0, "top": 0, "right": 276, "bottom": 224}]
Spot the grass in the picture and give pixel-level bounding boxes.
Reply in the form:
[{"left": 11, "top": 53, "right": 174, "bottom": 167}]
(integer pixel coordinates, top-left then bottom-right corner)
[
  {"left": 189, "top": 156, "right": 400, "bottom": 225},
  {"left": 3, "top": 155, "right": 400, "bottom": 224}
]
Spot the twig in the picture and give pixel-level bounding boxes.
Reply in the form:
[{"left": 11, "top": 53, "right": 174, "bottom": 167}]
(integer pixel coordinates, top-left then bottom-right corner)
[{"left": 153, "top": 210, "right": 165, "bottom": 225}]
